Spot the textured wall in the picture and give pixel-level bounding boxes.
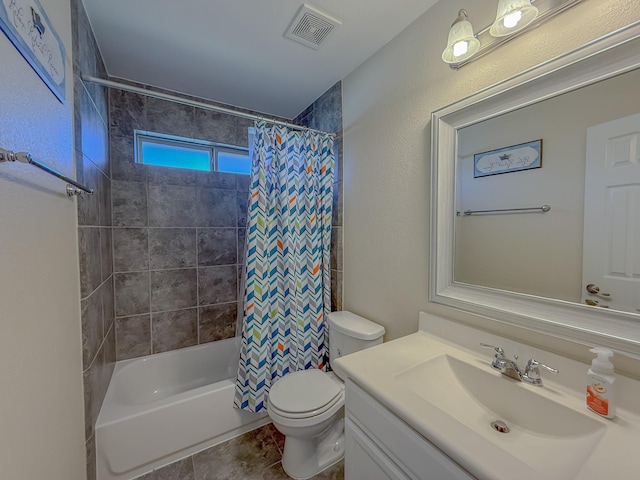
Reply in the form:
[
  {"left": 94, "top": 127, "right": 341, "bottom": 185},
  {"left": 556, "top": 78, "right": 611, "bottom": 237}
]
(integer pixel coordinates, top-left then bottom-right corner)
[
  {"left": 109, "top": 85, "right": 257, "bottom": 359},
  {"left": 342, "top": 0, "right": 640, "bottom": 365},
  {"left": 295, "top": 81, "right": 344, "bottom": 312},
  {"left": 0, "top": 0, "right": 86, "bottom": 478},
  {"left": 71, "top": 0, "right": 114, "bottom": 478}
]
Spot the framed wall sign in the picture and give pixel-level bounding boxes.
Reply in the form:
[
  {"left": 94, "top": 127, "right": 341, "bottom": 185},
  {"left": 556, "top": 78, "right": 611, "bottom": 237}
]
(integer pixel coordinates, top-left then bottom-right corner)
[
  {"left": 0, "top": 0, "right": 66, "bottom": 103},
  {"left": 473, "top": 139, "right": 542, "bottom": 178}
]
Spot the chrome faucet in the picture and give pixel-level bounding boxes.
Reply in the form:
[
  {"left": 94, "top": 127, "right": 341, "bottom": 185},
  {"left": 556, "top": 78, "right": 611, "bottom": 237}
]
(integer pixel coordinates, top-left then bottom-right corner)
[{"left": 480, "top": 343, "right": 558, "bottom": 386}]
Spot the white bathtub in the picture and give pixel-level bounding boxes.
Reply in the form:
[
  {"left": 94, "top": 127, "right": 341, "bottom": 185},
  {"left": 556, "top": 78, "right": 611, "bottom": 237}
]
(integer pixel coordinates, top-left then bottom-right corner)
[{"left": 95, "top": 337, "right": 269, "bottom": 480}]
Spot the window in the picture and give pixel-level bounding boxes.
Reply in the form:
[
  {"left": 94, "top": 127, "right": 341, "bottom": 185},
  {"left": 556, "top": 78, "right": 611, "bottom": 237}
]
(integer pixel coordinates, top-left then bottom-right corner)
[{"left": 135, "top": 130, "right": 251, "bottom": 175}]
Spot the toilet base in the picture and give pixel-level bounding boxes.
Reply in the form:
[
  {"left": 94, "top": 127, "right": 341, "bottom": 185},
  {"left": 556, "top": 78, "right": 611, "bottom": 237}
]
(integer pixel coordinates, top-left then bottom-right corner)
[{"left": 281, "top": 416, "right": 345, "bottom": 480}]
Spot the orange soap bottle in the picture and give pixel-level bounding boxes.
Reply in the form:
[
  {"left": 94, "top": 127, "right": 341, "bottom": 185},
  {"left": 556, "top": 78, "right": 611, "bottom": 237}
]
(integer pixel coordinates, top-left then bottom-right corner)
[{"left": 586, "top": 347, "right": 616, "bottom": 419}]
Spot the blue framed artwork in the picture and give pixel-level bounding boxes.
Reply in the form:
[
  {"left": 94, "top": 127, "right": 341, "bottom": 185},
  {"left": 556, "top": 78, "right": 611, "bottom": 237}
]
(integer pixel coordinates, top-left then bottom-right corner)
[
  {"left": 0, "top": 0, "right": 66, "bottom": 103},
  {"left": 473, "top": 139, "right": 542, "bottom": 178}
]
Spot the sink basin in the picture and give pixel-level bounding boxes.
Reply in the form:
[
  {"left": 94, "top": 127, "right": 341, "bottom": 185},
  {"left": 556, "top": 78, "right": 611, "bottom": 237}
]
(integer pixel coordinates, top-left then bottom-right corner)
[{"left": 394, "top": 354, "right": 606, "bottom": 478}]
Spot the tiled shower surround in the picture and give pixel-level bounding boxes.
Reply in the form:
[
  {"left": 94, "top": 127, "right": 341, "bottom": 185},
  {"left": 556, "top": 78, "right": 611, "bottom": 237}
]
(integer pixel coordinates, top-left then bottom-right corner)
[
  {"left": 71, "top": 1, "right": 114, "bottom": 479},
  {"left": 110, "top": 81, "right": 344, "bottom": 361},
  {"left": 109, "top": 85, "right": 255, "bottom": 360},
  {"left": 72, "top": 2, "right": 343, "bottom": 474},
  {"left": 295, "top": 83, "right": 344, "bottom": 312}
]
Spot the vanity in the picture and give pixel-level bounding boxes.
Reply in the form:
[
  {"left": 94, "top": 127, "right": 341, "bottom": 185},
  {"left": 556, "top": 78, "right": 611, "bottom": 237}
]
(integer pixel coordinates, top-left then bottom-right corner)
[
  {"left": 333, "top": 312, "right": 640, "bottom": 480},
  {"left": 334, "top": 20, "right": 640, "bottom": 480}
]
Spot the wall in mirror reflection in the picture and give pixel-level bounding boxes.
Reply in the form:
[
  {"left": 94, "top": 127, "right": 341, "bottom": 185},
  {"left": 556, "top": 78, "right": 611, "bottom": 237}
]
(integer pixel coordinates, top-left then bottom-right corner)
[{"left": 455, "top": 67, "right": 640, "bottom": 308}]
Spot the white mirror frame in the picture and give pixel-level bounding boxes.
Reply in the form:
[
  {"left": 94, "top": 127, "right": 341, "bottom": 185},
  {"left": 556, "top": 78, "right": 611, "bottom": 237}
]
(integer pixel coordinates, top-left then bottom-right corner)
[{"left": 430, "top": 22, "right": 640, "bottom": 359}]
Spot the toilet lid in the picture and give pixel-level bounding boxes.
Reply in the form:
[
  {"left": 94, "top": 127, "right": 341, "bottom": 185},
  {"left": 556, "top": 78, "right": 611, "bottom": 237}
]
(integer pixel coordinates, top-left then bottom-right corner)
[{"left": 268, "top": 369, "right": 341, "bottom": 414}]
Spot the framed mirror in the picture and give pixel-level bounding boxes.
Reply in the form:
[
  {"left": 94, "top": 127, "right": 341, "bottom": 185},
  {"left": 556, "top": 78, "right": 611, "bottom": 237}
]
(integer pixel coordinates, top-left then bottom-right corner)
[{"left": 430, "top": 22, "right": 640, "bottom": 357}]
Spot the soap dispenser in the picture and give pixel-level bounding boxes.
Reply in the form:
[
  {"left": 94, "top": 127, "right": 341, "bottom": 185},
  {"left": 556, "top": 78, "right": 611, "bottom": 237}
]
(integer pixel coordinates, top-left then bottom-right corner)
[{"left": 586, "top": 347, "right": 616, "bottom": 419}]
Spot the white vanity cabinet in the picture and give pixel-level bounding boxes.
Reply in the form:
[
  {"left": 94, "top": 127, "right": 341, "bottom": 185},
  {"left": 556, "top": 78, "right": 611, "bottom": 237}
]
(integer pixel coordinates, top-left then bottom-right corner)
[{"left": 345, "top": 380, "right": 475, "bottom": 480}]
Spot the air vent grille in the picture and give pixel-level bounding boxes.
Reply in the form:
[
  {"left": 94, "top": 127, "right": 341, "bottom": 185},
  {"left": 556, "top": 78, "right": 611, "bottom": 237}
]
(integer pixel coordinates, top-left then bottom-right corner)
[{"left": 285, "top": 4, "right": 341, "bottom": 50}]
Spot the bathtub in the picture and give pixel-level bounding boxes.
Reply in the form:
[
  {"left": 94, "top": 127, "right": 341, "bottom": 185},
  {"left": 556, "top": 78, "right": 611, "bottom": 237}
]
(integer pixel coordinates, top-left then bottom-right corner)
[{"left": 95, "top": 337, "right": 269, "bottom": 480}]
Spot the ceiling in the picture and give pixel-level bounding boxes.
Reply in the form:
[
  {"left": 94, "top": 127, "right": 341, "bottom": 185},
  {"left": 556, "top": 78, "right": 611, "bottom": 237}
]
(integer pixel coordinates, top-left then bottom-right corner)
[{"left": 81, "top": 0, "right": 440, "bottom": 119}]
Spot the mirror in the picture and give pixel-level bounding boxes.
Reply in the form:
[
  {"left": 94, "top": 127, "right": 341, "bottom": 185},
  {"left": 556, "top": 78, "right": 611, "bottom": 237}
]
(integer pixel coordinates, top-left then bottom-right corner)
[
  {"left": 430, "top": 24, "right": 640, "bottom": 357},
  {"left": 455, "top": 68, "right": 640, "bottom": 312}
]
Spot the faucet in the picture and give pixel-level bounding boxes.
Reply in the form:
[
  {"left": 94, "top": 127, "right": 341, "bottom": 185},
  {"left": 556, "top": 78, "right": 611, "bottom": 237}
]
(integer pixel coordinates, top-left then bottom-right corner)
[{"left": 480, "top": 343, "right": 558, "bottom": 386}]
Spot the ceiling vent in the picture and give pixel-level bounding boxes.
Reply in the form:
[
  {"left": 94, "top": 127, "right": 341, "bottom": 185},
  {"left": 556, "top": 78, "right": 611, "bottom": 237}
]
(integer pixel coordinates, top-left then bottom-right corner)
[{"left": 285, "top": 4, "right": 341, "bottom": 50}]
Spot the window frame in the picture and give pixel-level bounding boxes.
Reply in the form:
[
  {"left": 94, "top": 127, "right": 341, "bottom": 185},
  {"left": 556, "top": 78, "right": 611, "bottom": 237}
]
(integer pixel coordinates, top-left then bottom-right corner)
[{"left": 134, "top": 130, "right": 250, "bottom": 174}]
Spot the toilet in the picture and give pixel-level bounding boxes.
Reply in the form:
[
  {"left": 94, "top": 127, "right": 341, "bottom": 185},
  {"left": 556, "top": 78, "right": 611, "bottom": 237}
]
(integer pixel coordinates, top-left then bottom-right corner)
[{"left": 267, "top": 311, "right": 385, "bottom": 479}]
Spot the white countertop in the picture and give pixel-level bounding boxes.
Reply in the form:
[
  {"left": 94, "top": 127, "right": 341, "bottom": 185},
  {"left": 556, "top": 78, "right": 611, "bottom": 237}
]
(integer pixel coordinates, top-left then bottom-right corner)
[{"left": 333, "top": 320, "right": 640, "bottom": 480}]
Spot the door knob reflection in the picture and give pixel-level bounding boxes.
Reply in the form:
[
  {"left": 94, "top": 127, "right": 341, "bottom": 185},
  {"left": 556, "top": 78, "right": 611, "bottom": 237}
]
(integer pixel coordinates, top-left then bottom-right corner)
[
  {"left": 585, "top": 299, "right": 609, "bottom": 308},
  {"left": 586, "top": 284, "right": 611, "bottom": 298}
]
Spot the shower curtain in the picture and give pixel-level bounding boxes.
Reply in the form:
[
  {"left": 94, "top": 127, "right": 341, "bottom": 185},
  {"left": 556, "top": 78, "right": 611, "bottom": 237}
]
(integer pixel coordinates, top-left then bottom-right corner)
[{"left": 234, "top": 121, "right": 335, "bottom": 413}]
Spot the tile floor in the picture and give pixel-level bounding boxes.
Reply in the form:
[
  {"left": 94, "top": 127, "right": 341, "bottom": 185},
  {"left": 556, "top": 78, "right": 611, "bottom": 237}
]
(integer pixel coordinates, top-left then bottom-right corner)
[{"left": 137, "top": 423, "right": 344, "bottom": 480}]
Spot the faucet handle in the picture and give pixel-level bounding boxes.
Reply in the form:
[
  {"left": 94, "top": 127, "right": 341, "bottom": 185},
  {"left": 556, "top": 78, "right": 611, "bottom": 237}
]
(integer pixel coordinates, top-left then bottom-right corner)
[
  {"left": 480, "top": 343, "right": 505, "bottom": 356},
  {"left": 523, "top": 359, "right": 559, "bottom": 386}
]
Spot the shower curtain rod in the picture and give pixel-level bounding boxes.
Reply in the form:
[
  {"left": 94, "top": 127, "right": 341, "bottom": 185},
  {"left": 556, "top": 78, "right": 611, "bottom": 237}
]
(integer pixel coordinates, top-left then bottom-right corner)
[{"left": 81, "top": 75, "right": 336, "bottom": 137}]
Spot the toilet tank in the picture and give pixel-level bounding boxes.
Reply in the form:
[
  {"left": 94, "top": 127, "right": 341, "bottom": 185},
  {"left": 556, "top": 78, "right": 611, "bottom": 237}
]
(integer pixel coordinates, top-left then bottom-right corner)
[{"left": 328, "top": 311, "right": 385, "bottom": 368}]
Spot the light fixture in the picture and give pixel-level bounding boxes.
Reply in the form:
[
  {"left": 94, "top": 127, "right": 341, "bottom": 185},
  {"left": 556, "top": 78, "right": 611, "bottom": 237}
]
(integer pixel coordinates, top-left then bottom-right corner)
[
  {"left": 442, "top": 9, "right": 481, "bottom": 64},
  {"left": 442, "top": 0, "right": 585, "bottom": 69},
  {"left": 490, "top": 0, "right": 539, "bottom": 37}
]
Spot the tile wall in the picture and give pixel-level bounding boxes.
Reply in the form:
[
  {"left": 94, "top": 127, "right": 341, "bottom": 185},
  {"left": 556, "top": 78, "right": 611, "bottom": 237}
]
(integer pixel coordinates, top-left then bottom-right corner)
[
  {"left": 71, "top": 1, "right": 115, "bottom": 479},
  {"left": 295, "top": 82, "right": 344, "bottom": 311},
  {"left": 109, "top": 83, "right": 259, "bottom": 360}
]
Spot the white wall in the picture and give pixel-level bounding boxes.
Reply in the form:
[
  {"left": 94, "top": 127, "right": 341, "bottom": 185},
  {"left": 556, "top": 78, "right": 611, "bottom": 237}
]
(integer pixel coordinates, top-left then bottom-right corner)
[
  {"left": 0, "top": 0, "right": 86, "bottom": 478},
  {"left": 342, "top": 0, "right": 640, "bottom": 374}
]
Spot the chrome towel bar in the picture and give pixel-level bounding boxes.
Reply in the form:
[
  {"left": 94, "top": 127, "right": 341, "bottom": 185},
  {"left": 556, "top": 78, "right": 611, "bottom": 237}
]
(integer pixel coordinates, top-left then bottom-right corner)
[
  {"left": 0, "top": 148, "right": 93, "bottom": 196},
  {"left": 457, "top": 205, "right": 550, "bottom": 216}
]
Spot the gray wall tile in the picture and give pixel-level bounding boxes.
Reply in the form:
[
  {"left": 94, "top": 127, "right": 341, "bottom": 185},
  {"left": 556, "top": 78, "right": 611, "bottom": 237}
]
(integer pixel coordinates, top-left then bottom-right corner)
[
  {"left": 112, "top": 180, "right": 148, "bottom": 227},
  {"left": 194, "top": 109, "right": 237, "bottom": 145},
  {"left": 81, "top": 289, "right": 102, "bottom": 369},
  {"left": 196, "top": 170, "right": 236, "bottom": 190},
  {"left": 331, "top": 270, "right": 342, "bottom": 312},
  {"left": 113, "top": 228, "right": 149, "bottom": 272},
  {"left": 150, "top": 269, "right": 197, "bottom": 312},
  {"left": 146, "top": 98, "right": 194, "bottom": 138},
  {"left": 102, "top": 277, "right": 115, "bottom": 333},
  {"left": 78, "top": 227, "right": 102, "bottom": 298},
  {"left": 152, "top": 309, "right": 198, "bottom": 353},
  {"left": 82, "top": 350, "right": 102, "bottom": 440},
  {"left": 85, "top": 435, "right": 96, "bottom": 480},
  {"left": 115, "top": 272, "right": 150, "bottom": 316},
  {"left": 197, "top": 188, "right": 237, "bottom": 227},
  {"left": 100, "top": 228, "right": 113, "bottom": 281},
  {"left": 238, "top": 228, "right": 246, "bottom": 266},
  {"left": 109, "top": 89, "right": 145, "bottom": 137},
  {"left": 199, "top": 303, "right": 237, "bottom": 343},
  {"left": 198, "top": 266, "right": 237, "bottom": 305},
  {"left": 77, "top": 157, "right": 101, "bottom": 226},
  {"left": 148, "top": 184, "right": 197, "bottom": 227},
  {"left": 147, "top": 165, "right": 196, "bottom": 187},
  {"left": 198, "top": 228, "right": 237, "bottom": 266},
  {"left": 149, "top": 228, "right": 197, "bottom": 269},
  {"left": 237, "top": 191, "right": 248, "bottom": 228},
  {"left": 332, "top": 181, "right": 343, "bottom": 227},
  {"left": 115, "top": 315, "right": 151, "bottom": 360},
  {"left": 331, "top": 227, "right": 343, "bottom": 271},
  {"left": 110, "top": 134, "right": 146, "bottom": 182}
]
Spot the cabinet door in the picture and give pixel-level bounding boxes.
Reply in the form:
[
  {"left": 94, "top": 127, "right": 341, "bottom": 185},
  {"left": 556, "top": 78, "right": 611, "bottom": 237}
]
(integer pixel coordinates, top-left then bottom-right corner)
[
  {"left": 346, "top": 381, "right": 476, "bottom": 480},
  {"left": 345, "top": 419, "right": 410, "bottom": 480}
]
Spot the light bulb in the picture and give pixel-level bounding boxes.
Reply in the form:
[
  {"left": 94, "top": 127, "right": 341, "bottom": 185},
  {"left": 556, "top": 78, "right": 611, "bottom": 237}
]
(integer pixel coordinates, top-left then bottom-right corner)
[
  {"left": 503, "top": 10, "right": 522, "bottom": 29},
  {"left": 453, "top": 41, "right": 468, "bottom": 57}
]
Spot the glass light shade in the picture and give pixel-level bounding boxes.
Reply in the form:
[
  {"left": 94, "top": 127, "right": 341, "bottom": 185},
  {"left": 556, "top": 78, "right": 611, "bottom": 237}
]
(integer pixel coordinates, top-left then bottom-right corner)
[
  {"left": 490, "top": 0, "right": 538, "bottom": 37},
  {"left": 442, "top": 10, "right": 480, "bottom": 64}
]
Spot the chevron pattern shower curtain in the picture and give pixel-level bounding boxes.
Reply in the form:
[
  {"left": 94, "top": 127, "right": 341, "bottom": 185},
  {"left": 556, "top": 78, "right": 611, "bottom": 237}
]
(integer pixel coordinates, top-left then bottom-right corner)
[{"left": 234, "top": 121, "right": 335, "bottom": 413}]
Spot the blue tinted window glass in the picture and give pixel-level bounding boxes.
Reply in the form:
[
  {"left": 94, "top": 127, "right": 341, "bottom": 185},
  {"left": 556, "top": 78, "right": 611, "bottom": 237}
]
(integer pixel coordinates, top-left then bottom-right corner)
[
  {"left": 218, "top": 151, "right": 251, "bottom": 175},
  {"left": 141, "top": 141, "right": 211, "bottom": 171}
]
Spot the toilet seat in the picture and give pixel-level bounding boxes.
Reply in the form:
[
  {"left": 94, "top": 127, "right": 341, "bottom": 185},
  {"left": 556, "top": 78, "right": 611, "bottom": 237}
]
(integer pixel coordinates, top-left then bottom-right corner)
[{"left": 268, "top": 369, "right": 343, "bottom": 419}]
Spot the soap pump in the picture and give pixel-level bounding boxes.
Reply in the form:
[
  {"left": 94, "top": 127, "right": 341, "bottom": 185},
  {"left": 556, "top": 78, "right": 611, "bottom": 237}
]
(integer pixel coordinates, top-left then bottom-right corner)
[{"left": 586, "top": 347, "right": 616, "bottom": 419}]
